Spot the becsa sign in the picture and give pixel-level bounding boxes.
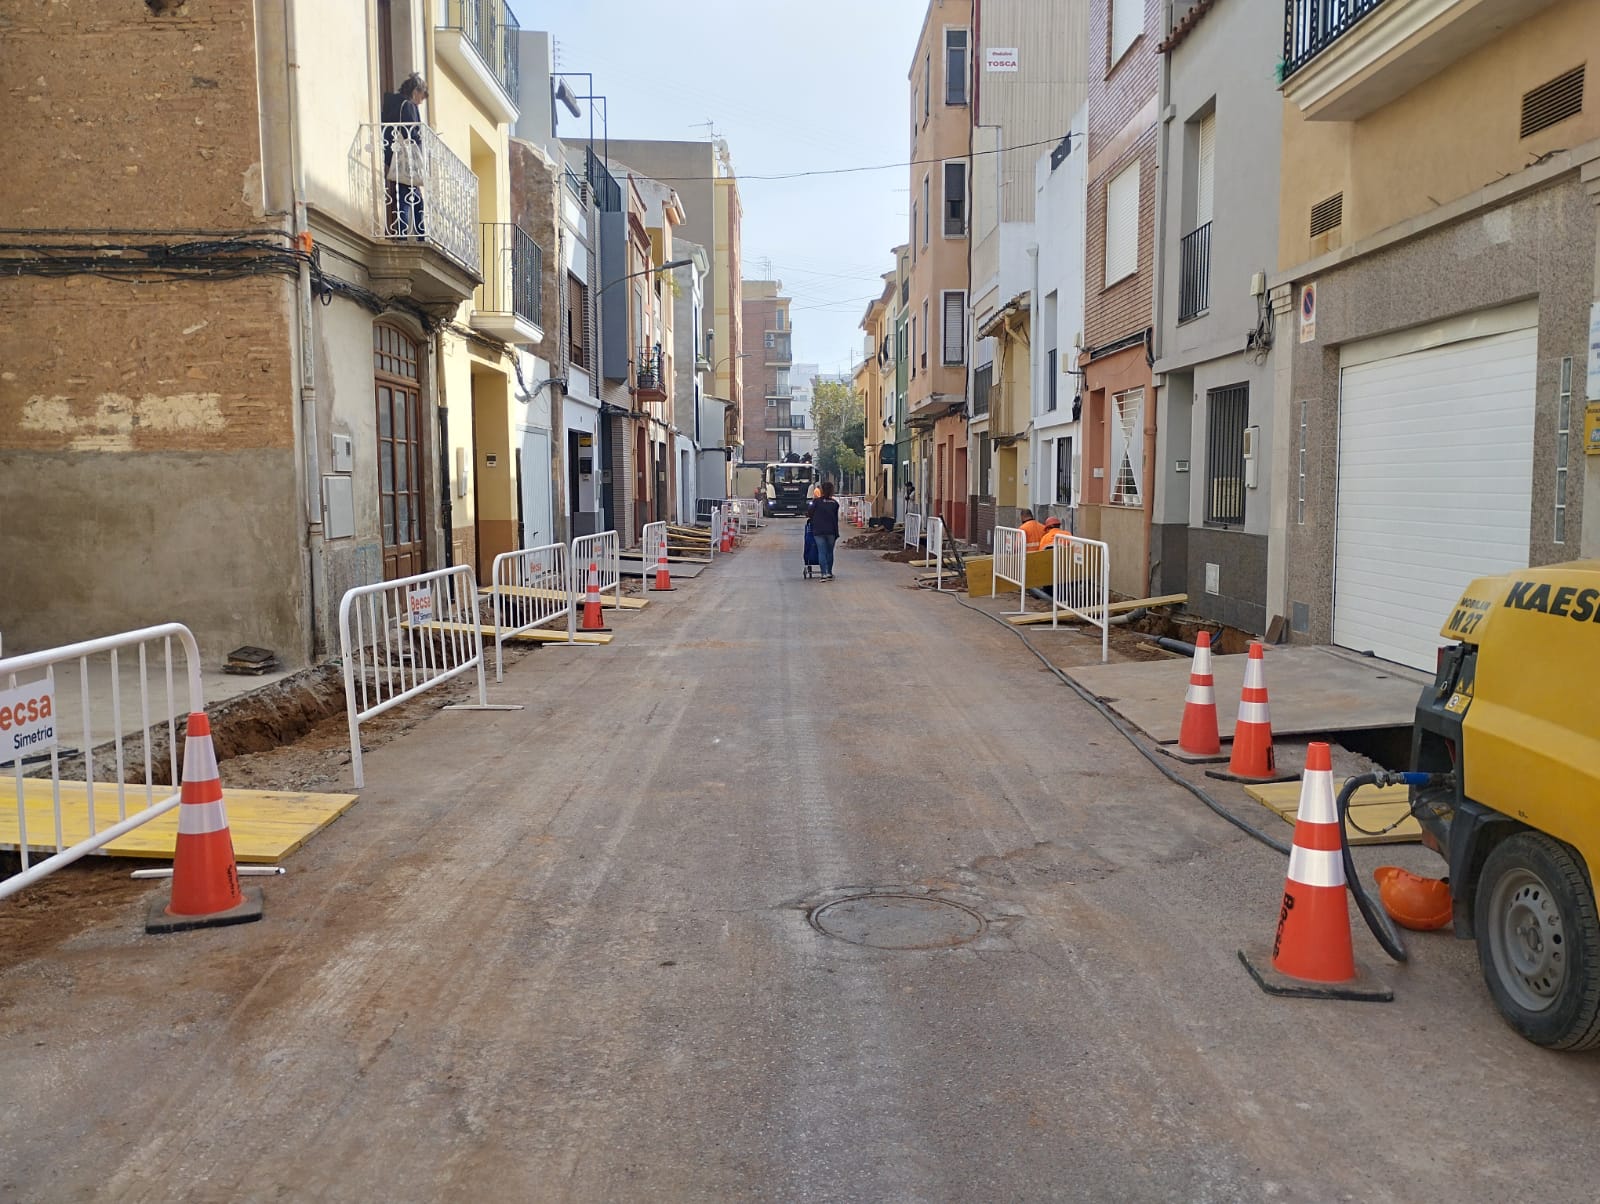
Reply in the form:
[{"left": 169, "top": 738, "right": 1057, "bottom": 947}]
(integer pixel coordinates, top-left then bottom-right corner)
[{"left": 0, "top": 680, "right": 57, "bottom": 766}]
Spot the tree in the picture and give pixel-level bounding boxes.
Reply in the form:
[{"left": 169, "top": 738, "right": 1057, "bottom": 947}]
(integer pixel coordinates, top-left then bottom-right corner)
[{"left": 812, "top": 380, "right": 865, "bottom": 491}]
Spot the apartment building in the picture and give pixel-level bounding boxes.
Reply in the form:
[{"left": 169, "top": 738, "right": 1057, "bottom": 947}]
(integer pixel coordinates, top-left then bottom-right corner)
[
  {"left": 1, "top": 0, "right": 544, "bottom": 665},
  {"left": 967, "top": 0, "right": 1089, "bottom": 550},
  {"left": 741, "top": 281, "right": 795, "bottom": 463},
  {"left": 1150, "top": 0, "right": 1284, "bottom": 635},
  {"left": 1080, "top": 0, "right": 1162, "bottom": 598},
  {"left": 906, "top": 0, "right": 975, "bottom": 536},
  {"left": 859, "top": 281, "right": 897, "bottom": 515},
  {"left": 1270, "top": 0, "right": 1599, "bottom": 669}
]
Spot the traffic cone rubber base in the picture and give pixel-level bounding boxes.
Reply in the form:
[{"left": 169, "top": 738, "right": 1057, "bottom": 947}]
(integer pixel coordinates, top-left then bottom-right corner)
[
  {"left": 1157, "top": 742, "right": 1231, "bottom": 765},
  {"left": 650, "top": 580, "right": 676, "bottom": 591},
  {"left": 146, "top": 885, "right": 264, "bottom": 934},
  {"left": 1203, "top": 763, "right": 1299, "bottom": 784},
  {"left": 1236, "top": 947, "right": 1392, "bottom": 1002}
]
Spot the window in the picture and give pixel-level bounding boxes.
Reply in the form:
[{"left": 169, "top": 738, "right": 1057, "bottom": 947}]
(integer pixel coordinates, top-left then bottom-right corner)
[
  {"left": 1205, "top": 383, "right": 1248, "bottom": 525},
  {"left": 566, "top": 272, "right": 588, "bottom": 369},
  {"left": 774, "top": 309, "right": 784, "bottom": 330},
  {"left": 1055, "top": 437, "right": 1073, "bottom": 505},
  {"left": 1196, "top": 110, "right": 1215, "bottom": 227},
  {"left": 943, "top": 161, "right": 967, "bottom": 236},
  {"left": 1046, "top": 348, "right": 1058, "bottom": 410},
  {"left": 1110, "top": 0, "right": 1141, "bottom": 66},
  {"left": 922, "top": 175, "right": 930, "bottom": 246},
  {"left": 945, "top": 29, "right": 969, "bottom": 104},
  {"left": 941, "top": 290, "right": 966, "bottom": 365},
  {"left": 975, "top": 433, "right": 992, "bottom": 496},
  {"left": 972, "top": 363, "right": 992, "bottom": 416},
  {"left": 909, "top": 314, "right": 917, "bottom": 376},
  {"left": 1111, "top": 387, "right": 1144, "bottom": 506},
  {"left": 1104, "top": 160, "right": 1140, "bottom": 287},
  {"left": 923, "top": 53, "right": 931, "bottom": 122},
  {"left": 921, "top": 299, "right": 929, "bottom": 369}
]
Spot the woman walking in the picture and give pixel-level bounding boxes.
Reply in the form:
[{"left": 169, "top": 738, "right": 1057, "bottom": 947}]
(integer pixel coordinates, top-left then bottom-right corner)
[{"left": 808, "top": 480, "right": 842, "bottom": 581}]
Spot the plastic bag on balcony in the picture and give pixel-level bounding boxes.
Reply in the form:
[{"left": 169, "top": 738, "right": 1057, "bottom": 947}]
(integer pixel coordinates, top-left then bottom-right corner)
[{"left": 387, "top": 137, "right": 426, "bottom": 187}]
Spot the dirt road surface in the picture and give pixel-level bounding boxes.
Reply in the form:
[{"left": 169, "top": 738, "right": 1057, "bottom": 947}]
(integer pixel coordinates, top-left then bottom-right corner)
[{"left": 4, "top": 523, "right": 1598, "bottom": 1202}]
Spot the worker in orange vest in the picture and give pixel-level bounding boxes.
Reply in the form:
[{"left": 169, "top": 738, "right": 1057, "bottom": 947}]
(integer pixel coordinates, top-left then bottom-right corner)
[
  {"left": 1018, "top": 509, "right": 1047, "bottom": 550},
  {"left": 1039, "top": 516, "right": 1070, "bottom": 547}
]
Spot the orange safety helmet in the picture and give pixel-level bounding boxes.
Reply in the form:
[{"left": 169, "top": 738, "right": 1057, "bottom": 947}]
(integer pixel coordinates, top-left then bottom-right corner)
[{"left": 1374, "top": 866, "right": 1452, "bottom": 931}]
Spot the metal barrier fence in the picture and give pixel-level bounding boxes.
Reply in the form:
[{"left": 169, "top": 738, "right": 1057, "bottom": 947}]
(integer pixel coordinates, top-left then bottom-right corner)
[
  {"left": 904, "top": 510, "right": 923, "bottom": 549},
  {"left": 641, "top": 520, "right": 668, "bottom": 573},
  {"left": 1052, "top": 534, "right": 1111, "bottom": 662},
  {"left": 339, "top": 565, "right": 487, "bottom": 788},
  {"left": 571, "top": 530, "right": 621, "bottom": 605},
  {"left": 992, "top": 524, "right": 1028, "bottom": 614},
  {"left": 709, "top": 507, "right": 723, "bottom": 558},
  {"left": 925, "top": 516, "right": 954, "bottom": 592},
  {"left": 1, "top": 624, "right": 205, "bottom": 900},
  {"left": 490, "top": 542, "right": 576, "bottom": 681}
]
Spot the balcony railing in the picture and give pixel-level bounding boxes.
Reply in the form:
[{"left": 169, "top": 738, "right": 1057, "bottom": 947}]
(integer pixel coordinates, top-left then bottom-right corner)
[
  {"left": 476, "top": 222, "right": 542, "bottom": 333},
  {"left": 351, "top": 122, "right": 480, "bottom": 275},
  {"left": 439, "top": 0, "right": 520, "bottom": 107},
  {"left": 1179, "top": 222, "right": 1211, "bottom": 323},
  {"left": 635, "top": 346, "right": 667, "bottom": 400},
  {"left": 764, "top": 332, "right": 792, "bottom": 362},
  {"left": 1283, "top": 0, "right": 1389, "bottom": 77}
]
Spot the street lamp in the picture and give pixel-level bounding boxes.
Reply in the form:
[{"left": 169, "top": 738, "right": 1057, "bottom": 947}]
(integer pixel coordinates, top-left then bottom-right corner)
[{"left": 598, "top": 257, "right": 693, "bottom": 298}]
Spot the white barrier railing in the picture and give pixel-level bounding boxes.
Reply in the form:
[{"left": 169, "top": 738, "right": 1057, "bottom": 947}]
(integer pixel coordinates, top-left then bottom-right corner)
[
  {"left": 992, "top": 524, "right": 1028, "bottom": 614},
  {"left": 1, "top": 624, "right": 205, "bottom": 900},
  {"left": 571, "top": 530, "right": 621, "bottom": 606},
  {"left": 339, "top": 565, "right": 487, "bottom": 788},
  {"left": 490, "top": 542, "right": 576, "bottom": 681},
  {"left": 904, "top": 510, "right": 923, "bottom": 549},
  {"left": 925, "top": 516, "right": 954, "bottom": 592},
  {"left": 709, "top": 507, "right": 723, "bottom": 558},
  {"left": 641, "top": 520, "right": 668, "bottom": 574},
  {"left": 1051, "top": 535, "right": 1111, "bottom": 662}
]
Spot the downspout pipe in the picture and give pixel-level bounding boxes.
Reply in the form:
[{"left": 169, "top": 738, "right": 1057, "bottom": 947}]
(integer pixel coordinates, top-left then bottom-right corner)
[{"left": 283, "top": 0, "right": 322, "bottom": 660}]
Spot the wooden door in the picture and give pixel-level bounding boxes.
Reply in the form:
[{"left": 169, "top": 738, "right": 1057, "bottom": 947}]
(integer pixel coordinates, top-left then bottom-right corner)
[{"left": 375, "top": 324, "right": 427, "bottom": 579}]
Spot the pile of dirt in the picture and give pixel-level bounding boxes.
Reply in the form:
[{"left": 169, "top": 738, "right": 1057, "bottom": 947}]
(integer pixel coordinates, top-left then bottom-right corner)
[
  {"left": 880, "top": 548, "right": 924, "bottom": 563},
  {"left": 845, "top": 529, "right": 905, "bottom": 551}
]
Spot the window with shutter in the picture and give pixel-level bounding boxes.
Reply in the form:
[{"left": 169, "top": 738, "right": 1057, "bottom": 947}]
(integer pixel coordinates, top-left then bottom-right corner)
[
  {"left": 1196, "top": 111, "right": 1215, "bottom": 227},
  {"left": 941, "top": 290, "right": 966, "bottom": 365},
  {"left": 945, "top": 29, "right": 968, "bottom": 105},
  {"left": 1110, "top": 0, "right": 1141, "bottom": 65},
  {"left": 1104, "top": 161, "right": 1140, "bottom": 287},
  {"left": 943, "top": 161, "right": 967, "bottom": 236}
]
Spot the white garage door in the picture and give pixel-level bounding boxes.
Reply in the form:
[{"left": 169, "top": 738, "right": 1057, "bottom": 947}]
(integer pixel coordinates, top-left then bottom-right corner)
[{"left": 1334, "top": 321, "right": 1537, "bottom": 670}]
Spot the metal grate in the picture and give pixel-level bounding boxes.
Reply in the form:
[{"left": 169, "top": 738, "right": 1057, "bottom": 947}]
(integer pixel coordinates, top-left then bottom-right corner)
[
  {"left": 1179, "top": 222, "right": 1211, "bottom": 321},
  {"left": 1309, "top": 192, "right": 1343, "bottom": 237},
  {"left": 1205, "top": 384, "right": 1249, "bottom": 525},
  {"left": 1521, "top": 65, "right": 1585, "bottom": 139}
]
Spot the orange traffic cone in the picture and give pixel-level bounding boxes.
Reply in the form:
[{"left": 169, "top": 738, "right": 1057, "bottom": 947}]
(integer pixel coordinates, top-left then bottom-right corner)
[
  {"left": 580, "top": 562, "right": 610, "bottom": 632},
  {"left": 652, "top": 541, "right": 674, "bottom": 591},
  {"left": 1227, "top": 642, "right": 1276, "bottom": 779},
  {"left": 1177, "top": 631, "right": 1222, "bottom": 756},
  {"left": 147, "top": 712, "right": 264, "bottom": 933},
  {"left": 1239, "top": 743, "right": 1391, "bottom": 1001}
]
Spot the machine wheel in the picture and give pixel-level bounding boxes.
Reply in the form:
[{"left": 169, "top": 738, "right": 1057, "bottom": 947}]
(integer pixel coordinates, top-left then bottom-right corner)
[{"left": 1475, "top": 831, "right": 1600, "bottom": 1050}]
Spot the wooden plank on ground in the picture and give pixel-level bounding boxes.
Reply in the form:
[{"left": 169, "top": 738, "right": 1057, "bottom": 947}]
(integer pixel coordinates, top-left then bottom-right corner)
[
  {"left": 403, "top": 620, "right": 612, "bottom": 645},
  {"left": 0, "top": 781, "right": 357, "bottom": 862},
  {"left": 1007, "top": 594, "right": 1188, "bottom": 625},
  {"left": 1244, "top": 780, "right": 1421, "bottom": 845}
]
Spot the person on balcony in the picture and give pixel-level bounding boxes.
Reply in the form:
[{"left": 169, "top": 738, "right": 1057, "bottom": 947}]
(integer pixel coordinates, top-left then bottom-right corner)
[{"left": 383, "top": 73, "right": 428, "bottom": 239}]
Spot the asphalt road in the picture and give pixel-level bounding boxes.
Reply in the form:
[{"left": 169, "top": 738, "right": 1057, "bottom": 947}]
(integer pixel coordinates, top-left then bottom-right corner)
[{"left": 3, "top": 522, "right": 1599, "bottom": 1202}]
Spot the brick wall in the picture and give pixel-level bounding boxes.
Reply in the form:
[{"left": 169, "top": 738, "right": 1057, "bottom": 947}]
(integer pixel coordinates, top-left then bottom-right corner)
[
  {"left": 1084, "top": 131, "right": 1157, "bottom": 348},
  {"left": 1086, "top": 0, "right": 1161, "bottom": 162},
  {"left": 2, "top": 0, "right": 267, "bottom": 229},
  {"left": 509, "top": 141, "right": 558, "bottom": 362}
]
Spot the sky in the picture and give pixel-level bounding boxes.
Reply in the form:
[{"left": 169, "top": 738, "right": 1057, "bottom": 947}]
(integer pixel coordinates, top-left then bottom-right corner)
[{"left": 506, "top": 0, "right": 927, "bottom": 378}]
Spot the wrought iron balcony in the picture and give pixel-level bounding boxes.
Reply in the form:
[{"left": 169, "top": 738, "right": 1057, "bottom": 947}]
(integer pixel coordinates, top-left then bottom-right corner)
[
  {"left": 635, "top": 346, "right": 667, "bottom": 402},
  {"left": 473, "top": 223, "right": 542, "bottom": 343},
  {"left": 1178, "top": 222, "right": 1211, "bottom": 323},
  {"left": 1283, "top": 0, "right": 1389, "bottom": 77},
  {"left": 350, "top": 122, "right": 481, "bottom": 291},
  {"left": 763, "top": 331, "right": 792, "bottom": 363},
  {"left": 438, "top": 0, "right": 520, "bottom": 121}
]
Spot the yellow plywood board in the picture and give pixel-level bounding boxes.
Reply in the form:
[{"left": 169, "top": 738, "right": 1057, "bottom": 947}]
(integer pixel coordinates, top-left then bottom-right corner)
[
  {"left": 407, "top": 620, "right": 612, "bottom": 646},
  {"left": 1, "top": 781, "right": 357, "bottom": 862},
  {"left": 1244, "top": 780, "right": 1421, "bottom": 845},
  {"left": 483, "top": 586, "right": 646, "bottom": 610}
]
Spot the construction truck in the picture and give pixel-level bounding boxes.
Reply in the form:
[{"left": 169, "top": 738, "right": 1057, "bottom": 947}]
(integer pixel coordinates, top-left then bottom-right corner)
[
  {"left": 763, "top": 462, "right": 816, "bottom": 516},
  {"left": 1408, "top": 560, "right": 1600, "bottom": 1049}
]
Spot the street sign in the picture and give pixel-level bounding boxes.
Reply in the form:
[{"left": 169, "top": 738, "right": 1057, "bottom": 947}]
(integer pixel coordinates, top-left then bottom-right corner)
[{"left": 1299, "top": 282, "right": 1317, "bottom": 343}]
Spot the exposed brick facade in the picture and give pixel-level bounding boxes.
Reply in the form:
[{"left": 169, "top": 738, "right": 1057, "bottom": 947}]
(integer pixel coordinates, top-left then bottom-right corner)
[{"left": 1083, "top": 132, "right": 1158, "bottom": 348}]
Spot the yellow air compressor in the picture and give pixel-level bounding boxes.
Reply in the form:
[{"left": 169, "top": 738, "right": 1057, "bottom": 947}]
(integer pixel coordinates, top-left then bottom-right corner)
[{"left": 1410, "top": 560, "right": 1600, "bottom": 1048}]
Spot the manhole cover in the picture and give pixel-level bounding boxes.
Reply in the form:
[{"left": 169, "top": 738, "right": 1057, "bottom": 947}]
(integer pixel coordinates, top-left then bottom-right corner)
[{"left": 810, "top": 894, "right": 985, "bottom": 950}]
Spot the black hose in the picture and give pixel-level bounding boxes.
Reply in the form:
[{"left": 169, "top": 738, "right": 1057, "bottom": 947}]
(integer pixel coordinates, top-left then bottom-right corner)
[
  {"left": 934, "top": 590, "right": 1293, "bottom": 856},
  {"left": 1338, "top": 774, "right": 1410, "bottom": 963}
]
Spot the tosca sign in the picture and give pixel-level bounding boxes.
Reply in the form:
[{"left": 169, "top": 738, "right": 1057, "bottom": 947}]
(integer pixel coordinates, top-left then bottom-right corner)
[{"left": 0, "top": 679, "right": 57, "bottom": 765}]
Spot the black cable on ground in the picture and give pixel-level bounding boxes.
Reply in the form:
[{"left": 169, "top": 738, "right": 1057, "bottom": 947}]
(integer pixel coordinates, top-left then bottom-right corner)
[{"left": 932, "top": 590, "right": 1293, "bottom": 857}]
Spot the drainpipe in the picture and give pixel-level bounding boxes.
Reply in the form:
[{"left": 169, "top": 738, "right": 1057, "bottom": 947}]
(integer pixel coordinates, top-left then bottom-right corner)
[
  {"left": 283, "top": 0, "right": 323, "bottom": 662},
  {"left": 1149, "top": 0, "right": 1176, "bottom": 598},
  {"left": 1027, "top": 242, "right": 1040, "bottom": 512}
]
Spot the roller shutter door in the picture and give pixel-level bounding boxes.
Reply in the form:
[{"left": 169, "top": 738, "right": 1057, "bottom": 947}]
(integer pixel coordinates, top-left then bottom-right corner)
[{"left": 1333, "top": 324, "right": 1536, "bottom": 669}]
